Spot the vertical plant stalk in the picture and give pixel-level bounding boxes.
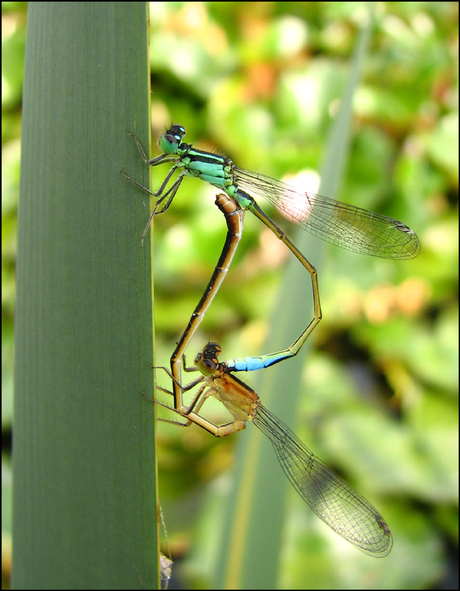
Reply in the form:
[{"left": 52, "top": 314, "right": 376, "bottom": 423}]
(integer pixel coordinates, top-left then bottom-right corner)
[{"left": 12, "top": 4, "right": 158, "bottom": 588}]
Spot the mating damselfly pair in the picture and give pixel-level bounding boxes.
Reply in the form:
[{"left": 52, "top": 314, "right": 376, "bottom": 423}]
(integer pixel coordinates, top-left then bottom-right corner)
[{"left": 122, "top": 124, "right": 420, "bottom": 557}]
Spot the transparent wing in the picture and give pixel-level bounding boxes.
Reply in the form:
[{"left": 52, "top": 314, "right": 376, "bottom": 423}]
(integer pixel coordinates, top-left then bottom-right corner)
[
  {"left": 234, "top": 166, "right": 420, "bottom": 260},
  {"left": 252, "top": 404, "right": 393, "bottom": 557}
]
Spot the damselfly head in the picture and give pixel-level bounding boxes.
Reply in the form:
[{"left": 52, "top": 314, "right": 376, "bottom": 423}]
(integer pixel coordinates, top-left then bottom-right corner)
[{"left": 159, "top": 124, "right": 186, "bottom": 154}]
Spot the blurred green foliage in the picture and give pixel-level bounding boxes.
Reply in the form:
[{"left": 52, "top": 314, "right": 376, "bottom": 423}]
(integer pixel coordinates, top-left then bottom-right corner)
[{"left": 2, "top": 2, "right": 458, "bottom": 589}]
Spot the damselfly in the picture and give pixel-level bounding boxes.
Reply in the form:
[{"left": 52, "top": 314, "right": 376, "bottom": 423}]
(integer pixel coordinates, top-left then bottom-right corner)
[
  {"left": 155, "top": 342, "right": 393, "bottom": 558},
  {"left": 122, "top": 125, "right": 419, "bottom": 371}
]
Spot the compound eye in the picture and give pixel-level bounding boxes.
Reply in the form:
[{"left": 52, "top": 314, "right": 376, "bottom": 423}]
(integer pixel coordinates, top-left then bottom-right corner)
[{"left": 164, "top": 133, "right": 179, "bottom": 146}]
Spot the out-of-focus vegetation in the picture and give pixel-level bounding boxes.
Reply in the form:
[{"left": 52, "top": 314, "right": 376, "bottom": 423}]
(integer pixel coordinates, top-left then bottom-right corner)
[{"left": 3, "top": 2, "right": 458, "bottom": 589}]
